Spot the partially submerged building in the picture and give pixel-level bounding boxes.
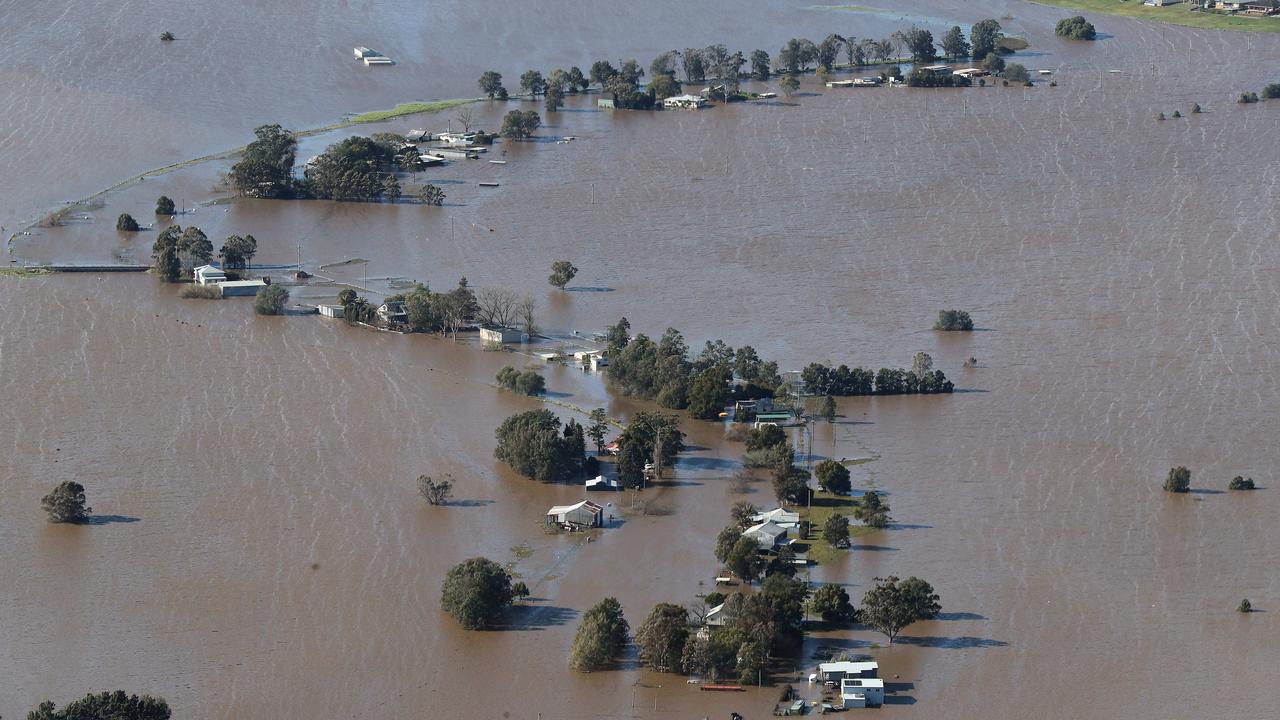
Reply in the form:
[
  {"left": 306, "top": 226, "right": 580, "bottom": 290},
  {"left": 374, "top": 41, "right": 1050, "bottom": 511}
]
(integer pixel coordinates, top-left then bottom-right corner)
[
  {"left": 194, "top": 264, "right": 227, "bottom": 285},
  {"left": 479, "top": 326, "right": 525, "bottom": 344},
  {"left": 741, "top": 520, "right": 790, "bottom": 550},
  {"left": 546, "top": 500, "right": 604, "bottom": 529},
  {"left": 585, "top": 475, "right": 620, "bottom": 491},
  {"left": 663, "top": 94, "right": 707, "bottom": 110}
]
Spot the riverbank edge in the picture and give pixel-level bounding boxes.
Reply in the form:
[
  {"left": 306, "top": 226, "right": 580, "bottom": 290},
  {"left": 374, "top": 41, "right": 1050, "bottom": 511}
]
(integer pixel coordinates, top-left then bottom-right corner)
[
  {"left": 1029, "top": 0, "right": 1280, "bottom": 33},
  {"left": 6, "top": 97, "right": 484, "bottom": 253}
]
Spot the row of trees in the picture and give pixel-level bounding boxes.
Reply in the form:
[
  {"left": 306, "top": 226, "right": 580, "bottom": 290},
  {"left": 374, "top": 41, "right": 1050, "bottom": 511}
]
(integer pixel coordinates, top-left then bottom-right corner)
[
  {"left": 605, "top": 318, "right": 782, "bottom": 419},
  {"left": 151, "top": 224, "right": 260, "bottom": 282},
  {"left": 800, "top": 353, "right": 954, "bottom": 396},
  {"left": 229, "top": 125, "right": 447, "bottom": 203},
  {"left": 27, "top": 691, "right": 171, "bottom": 720},
  {"left": 1164, "top": 466, "right": 1259, "bottom": 493}
]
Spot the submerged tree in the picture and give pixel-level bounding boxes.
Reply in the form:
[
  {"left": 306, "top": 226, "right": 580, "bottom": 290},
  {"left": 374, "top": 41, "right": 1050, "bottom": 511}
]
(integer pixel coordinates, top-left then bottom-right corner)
[
  {"left": 478, "top": 70, "right": 507, "bottom": 99},
  {"left": 634, "top": 603, "right": 689, "bottom": 672},
  {"left": 1163, "top": 466, "right": 1191, "bottom": 493},
  {"left": 419, "top": 184, "right": 445, "bottom": 206},
  {"left": 41, "top": 481, "right": 91, "bottom": 523},
  {"left": 27, "top": 691, "right": 171, "bottom": 720},
  {"left": 941, "top": 25, "right": 970, "bottom": 60},
  {"left": 116, "top": 213, "right": 140, "bottom": 232},
  {"left": 253, "top": 283, "right": 289, "bottom": 316},
  {"left": 548, "top": 260, "right": 578, "bottom": 290},
  {"left": 440, "top": 557, "right": 514, "bottom": 629},
  {"left": 570, "top": 597, "right": 630, "bottom": 671},
  {"left": 155, "top": 196, "right": 175, "bottom": 216},
  {"left": 417, "top": 474, "right": 454, "bottom": 505},
  {"left": 229, "top": 124, "right": 297, "bottom": 198},
  {"left": 860, "top": 575, "right": 941, "bottom": 644}
]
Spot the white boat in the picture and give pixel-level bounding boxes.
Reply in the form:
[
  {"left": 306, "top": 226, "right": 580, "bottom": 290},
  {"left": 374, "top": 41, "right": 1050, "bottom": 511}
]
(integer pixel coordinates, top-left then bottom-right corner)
[
  {"left": 488, "top": 159, "right": 506, "bottom": 165},
  {"left": 1037, "top": 69, "right": 1053, "bottom": 75},
  {"left": 758, "top": 91, "right": 777, "bottom": 98}
]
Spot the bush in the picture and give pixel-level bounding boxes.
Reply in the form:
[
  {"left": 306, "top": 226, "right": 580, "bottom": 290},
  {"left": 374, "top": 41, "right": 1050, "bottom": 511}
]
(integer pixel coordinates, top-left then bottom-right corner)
[
  {"left": 1004, "top": 63, "right": 1030, "bottom": 83},
  {"left": 1228, "top": 476, "right": 1255, "bottom": 491},
  {"left": 417, "top": 474, "right": 453, "bottom": 505},
  {"left": 156, "top": 196, "right": 175, "bottom": 215},
  {"left": 1238, "top": 92, "right": 1259, "bottom": 104},
  {"left": 814, "top": 459, "right": 851, "bottom": 495},
  {"left": 569, "top": 597, "right": 630, "bottom": 671},
  {"left": 116, "top": 213, "right": 140, "bottom": 232},
  {"left": 1055, "top": 16, "right": 1097, "bottom": 41},
  {"left": 253, "top": 283, "right": 289, "bottom": 315},
  {"left": 1262, "top": 83, "right": 1280, "bottom": 100},
  {"left": 1191, "top": 103, "right": 1202, "bottom": 114},
  {"left": 981, "top": 53, "right": 1005, "bottom": 73},
  {"left": 1238, "top": 598, "right": 1252, "bottom": 613},
  {"left": 440, "top": 557, "right": 513, "bottom": 629},
  {"left": 934, "top": 309, "right": 974, "bottom": 331},
  {"left": 1163, "top": 466, "right": 1191, "bottom": 493},
  {"left": 41, "top": 481, "right": 91, "bottom": 523},
  {"left": 496, "top": 366, "right": 545, "bottom": 396},
  {"left": 160, "top": 31, "right": 175, "bottom": 42},
  {"left": 179, "top": 284, "right": 221, "bottom": 299},
  {"left": 1172, "top": 110, "right": 1181, "bottom": 118}
]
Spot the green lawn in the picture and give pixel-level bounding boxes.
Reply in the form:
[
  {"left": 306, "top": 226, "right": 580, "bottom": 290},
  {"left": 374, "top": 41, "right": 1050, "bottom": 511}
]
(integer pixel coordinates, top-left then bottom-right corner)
[
  {"left": 1032, "top": 0, "right": 1280, "bottom": 32},
  {"left": 797, "top": 491, "right": 876, "bottom": 565},
  {"left": 348, "top": 98, "right": 480, "bottom": 124}
]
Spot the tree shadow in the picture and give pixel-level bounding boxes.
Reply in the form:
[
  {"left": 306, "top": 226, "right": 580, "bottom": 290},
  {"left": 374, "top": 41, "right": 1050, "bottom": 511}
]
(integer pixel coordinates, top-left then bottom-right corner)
[
  {"left": 448, "top": 499, "right": 495, "bottom": 508},
  {"left": 543, "top": 390, "right": 573, "bottom": 399},
  {"left": 883, "top": 681, "right": 917, "bottom": 705},
  {"left": 494, "top": 604, "right": 577, "bottom": 631},
  {"left": 649, "top": 478, "right": 703, "bottom": 488},
  {"left": 678, "top": 457, "right": 739, "bottom": 472},
  {"left": 848, "top": 544, "right": 897, "bottom": 552},
  {"left": 565, "top": 286, "right": 615, "bottom": 293},
  {"left": 83, "top": 515, "right": 141, "bottom": 525},
  {"left": 1189, "top": 488, "right": 1225, "bottom": 495},
  {"left": 887, "top": 522, "right": 932, "bottom": 530},
  {"left": 934, "top": 611, "right": 986, "bottom": 621},
  {"left": 896, "top": 635, "right": 1007, "bottom": 649},
  {"left": 952, "top": 388, "right": 989, "bottom": 394}
]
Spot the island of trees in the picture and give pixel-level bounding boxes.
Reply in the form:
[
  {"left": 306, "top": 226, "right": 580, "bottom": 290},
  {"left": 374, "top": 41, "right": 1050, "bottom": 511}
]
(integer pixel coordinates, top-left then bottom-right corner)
[
  {"left": 1055, "top": 16, "right": 1098, "bottom": 41},
  {"left": 28, "top": 691, "right": 170, "bottom": 720}
]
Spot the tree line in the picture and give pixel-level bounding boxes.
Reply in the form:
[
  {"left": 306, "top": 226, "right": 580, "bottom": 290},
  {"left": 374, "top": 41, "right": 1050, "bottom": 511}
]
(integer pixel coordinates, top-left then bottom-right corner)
[
  {"left": 605, "top": 317, "right": 782, "bottom": 420},
  {"left": 150, "top": 223, "right": 256, "bottom": 282},
  {"left": 800, "top": 352, "right": 954, "bottom": 396}
]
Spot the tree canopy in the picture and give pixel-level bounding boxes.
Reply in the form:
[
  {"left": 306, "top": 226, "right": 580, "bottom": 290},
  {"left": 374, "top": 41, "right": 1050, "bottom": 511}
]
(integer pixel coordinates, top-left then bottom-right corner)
[
  {"left": 302, "top": 135, "right": 393, "bottom": 201},
  {"left": 570, "top": 597, "right": 630, "bottom": 671},
  {"left": 1055, "top": 16, "right": 1097, "bottom": 41},
  {"left": 814, "top": 459, "right": 851, "bottom": 495},
  {"left": 548, "top": 260, "right": 578, "bottom": 290},
  {"left": 1163, "top": 466, "right": 1191, "bottom": 493},
  {"left": 634, "top": 603, "right": 689, "bottom": 672},
  {"left": 219, "top": 234, "right": 258, "bottom": 269},
  {"left": 494, "top": 409, "right": 583, "bottom": 482},
  {"left": 941, "top": 25, "right": 970, "bottom": 59},
  {"left": 253, "top": 283, "right": 289, "bottom": 316},
  {"left": 970, "top": 19, "right": 1003, "bottom": 60},
  {"left": 116, "top": 213, "right": 139, "bottom": 232},
  {"left": 229, "top": 124, "right": 297, "bottom": 198},
  {"left": 27, "top": 691, "right": 171, "bottom": 720},
  {"left": 479, "top": 70, "right": 508, "bottom": 99},
  {"left": 810, "top": 584, "right": 855, "bottom": 624},
  {"left": 860, "top": 575, "right": 941, "bottom": 644},
  {"left": 440, "top": 557, "right": 514, "bottom": 629},
  {"left": 41, "top": 481, "right": 91, "bottom": 523},
  {"left": 500, "top": 110, "right": 541, "bottom": 139}
]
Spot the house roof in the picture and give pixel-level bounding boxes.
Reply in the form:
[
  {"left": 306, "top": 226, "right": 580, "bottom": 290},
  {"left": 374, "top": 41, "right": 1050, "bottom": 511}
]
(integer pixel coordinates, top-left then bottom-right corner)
[
  {"left": 820, "top": 660, "right": 878, "bottom": 674},
  {"left": 194, "top": 264, "right": 224, "bottom": 273},
  {"left": 219, "top": 280, "right": 265, "bottom": 288},
  {"left": 547, "top": 500, "right": 604, "bottom": 516},
  {"left": 743, "top": 520, "right": 789, "bottom": 540},
  {"left": 751, "top": 508, "right": 800, "bottom": 525},
  {"left": 842, "top": 678, "right": 884, "bottom": 688},
  {"left": 585, "top": 475, "right": 618, "bottom": 488}
]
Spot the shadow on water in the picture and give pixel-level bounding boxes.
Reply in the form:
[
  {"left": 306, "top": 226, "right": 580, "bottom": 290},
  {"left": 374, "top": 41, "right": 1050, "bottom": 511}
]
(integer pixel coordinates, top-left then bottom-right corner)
[
  {"left": 565, "top": 286, "right": 615, "bottom": 293},
  {"left": 1189, "top": 488, "right": 1225, "bottom": 495},
  {"left": 887, "top": 522, "right": 932, "bottom": 530},
  {"left": 449, "top": 499, "right": 496, "bottom": 508},
  {"left": 678, "top": 456, "right": 739, "bottom": 472},
  {"left": 495, "top": 604, "right": 577, "bottom": 631},
  {"left": 935, "top": 611, "right": 987, "bottom": 621},
  {"left": 884, "top": 681, "right": 917, "bottom": 705},
  {"left": 849, "top": 544, "right": 897, "bottom": 552},
  {"left": 897, "top": 635, "right": 1008, "bottom": 649},
  {"left": 543, "top": 390, "right": 573, "bottom": 399},
  {"left": 952, "top": 388, "right": 989, "bottom": 394},
  {"left": 83, "top": 515, "right": 141, "bottom": 525}
]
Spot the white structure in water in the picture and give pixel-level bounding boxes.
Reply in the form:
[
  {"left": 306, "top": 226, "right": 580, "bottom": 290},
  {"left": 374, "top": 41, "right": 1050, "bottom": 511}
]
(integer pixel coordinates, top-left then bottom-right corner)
[{"left": 663, "top": 94, "right": 706, "bottom": 110}]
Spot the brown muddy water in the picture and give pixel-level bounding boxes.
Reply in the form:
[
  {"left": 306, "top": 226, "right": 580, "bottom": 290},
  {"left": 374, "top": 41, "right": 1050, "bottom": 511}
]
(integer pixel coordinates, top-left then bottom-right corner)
[{"left": 4, "top": 1, "right": 1280, "bottom": 719}]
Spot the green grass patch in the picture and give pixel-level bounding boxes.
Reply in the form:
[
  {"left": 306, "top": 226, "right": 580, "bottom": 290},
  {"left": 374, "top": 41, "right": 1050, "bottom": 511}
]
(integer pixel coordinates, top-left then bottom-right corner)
[
  {"left": 1032, "top": 0, "right": 1280, "bottom": 33},
  {"left": 997, "top": 36, "right": 1030, "bottom": 51},
  {"left": 797, "top": 491, "right": 876, "bottom": 564},
  {"left": 349, "top": 98, "right": 480, "bottom": 124},
  {"left": 0, "top": 266, "right": 51, "bottom": 277},
  {"left": 511, "top": 543, "right": 535, "bottom": 560}
]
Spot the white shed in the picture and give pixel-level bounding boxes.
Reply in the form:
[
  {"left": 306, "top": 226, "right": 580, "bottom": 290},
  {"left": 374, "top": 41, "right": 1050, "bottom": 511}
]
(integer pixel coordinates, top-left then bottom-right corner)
[
  {"left": 546, "top": 500, "right": 604, "bottom": 528},
  {"left": 480, "top": 326, "right": 525, "bottom": 344},
  {"left": 218, "top": 279, "right": 266, "bottom": 297},
  {"left": 318, "top": 304, "right": 345, "bottom": 319}
]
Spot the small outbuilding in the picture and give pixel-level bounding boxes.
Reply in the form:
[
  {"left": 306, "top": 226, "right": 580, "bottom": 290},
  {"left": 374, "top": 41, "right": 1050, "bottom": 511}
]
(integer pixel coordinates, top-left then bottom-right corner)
[
  {"left": 585, "top": 475, "right": 620, "bottom": 491},
  {"left": 546, "top": 500, "right": 604, "bottom": 529},
  {"left": 218, "top": 279, "right": 266, "bottom": 297},
  {"left": 841, "top": 678, "right": 884, "bottom": 708},
  {"left": 318, "top": 304, "right": 345, "bottom": 319},
  {"left": 480, "top": 326, "right": 525, "bottom": 344},
  {"left": 663, "top": 94, "right": 707, "bottom": 110}
]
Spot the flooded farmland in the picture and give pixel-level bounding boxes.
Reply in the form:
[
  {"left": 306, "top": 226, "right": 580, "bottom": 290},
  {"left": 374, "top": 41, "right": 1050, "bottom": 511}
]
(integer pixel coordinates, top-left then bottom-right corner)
[{"left": 3, "top": 1, "right": 1280, "bottom": 719}]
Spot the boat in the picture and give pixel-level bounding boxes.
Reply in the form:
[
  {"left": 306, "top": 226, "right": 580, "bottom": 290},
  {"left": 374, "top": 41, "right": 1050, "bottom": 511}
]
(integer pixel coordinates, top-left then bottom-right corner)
[
  {"left": 1037, "top": 69, "right": 1053, "bottom": 75},
  {"left": 488, "top": 159, "right": 506, "bottom": 165},
  {"left": 758, "top": 91, "right": 777, "bottom": 98},
  {"left": 478, "top": 182, "right": 499, "bottom": 187}
]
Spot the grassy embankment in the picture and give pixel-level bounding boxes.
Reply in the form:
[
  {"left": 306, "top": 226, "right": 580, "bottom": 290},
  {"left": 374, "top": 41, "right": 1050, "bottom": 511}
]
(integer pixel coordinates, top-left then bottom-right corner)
[
  {"left": 0, "top": 266, "right": 51, "bottom": 277},
  {"left": 1030, "top": 0, "right": 1280, "bottom": 32},
  {"left": 797, "top": 489, "right": 877, "bottom": 565}
]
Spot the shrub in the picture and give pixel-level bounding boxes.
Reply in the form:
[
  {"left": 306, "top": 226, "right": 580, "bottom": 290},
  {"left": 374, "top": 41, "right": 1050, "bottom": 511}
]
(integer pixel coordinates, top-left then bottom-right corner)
[
  {"left": 440, "top": 557, "right": 513, "bottom": 629},
  {"left": 155, "top": 196, "right": 175, "bottom": 215},
  {"left": 116, "top": 213, "right": 140, "bottom": 232},
  {"left": 1238, "top": 598, "right": 1252, "bottom": 613},
  {"left": 1055, "top": 16, "right": 1097, "bottom": 41},
  {"left": 1238, "top": 92, "right": 1259, "bottom": 104},
  {"left": 1228, "top": 476, "right": 1255, "bottom": 491},
  {"left": 1163, "top": 466, "right": 1191, "bottom": 493},
  {"left": 934, "top": 309, "right": 974, "bottom": 331},
  {"left": 1262, "top": 84, "right": 1280, "bottom": 100},
  {"left": 496, "top": 366, "right": 545, "bottom": 396},
  {"left": 253, "top": 283, "right": 289, "bottom": 315},
  {"left": 179, "top": 284, "right": 221, "bottom": 299},
  {"left": 1172, "top": 110, "right": 1181, "bottom": 118},
  {"left": 1004, "top": 63, "right": 1030, "bottom": 83},
  {"left": 41, "top": 481, "right": 91, "bottom": 523},
  {"left": 1191, "top": 103, "right": 1202, "bottom": 114},
  {"left": 417, "top": 474, "right": 453, "bottom": 505},
  {"left": 160, "top": 31, "right": 175, "bottom": 41},
  {"left": 963, "top": 356, "right": 978, "bottom": 368}
]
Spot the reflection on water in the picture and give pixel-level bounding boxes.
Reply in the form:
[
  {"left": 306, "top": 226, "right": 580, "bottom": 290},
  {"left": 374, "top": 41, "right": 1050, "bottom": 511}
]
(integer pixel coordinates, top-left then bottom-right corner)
[{"left": 3, "top": 1, "right": 1280, "bottom": 719}]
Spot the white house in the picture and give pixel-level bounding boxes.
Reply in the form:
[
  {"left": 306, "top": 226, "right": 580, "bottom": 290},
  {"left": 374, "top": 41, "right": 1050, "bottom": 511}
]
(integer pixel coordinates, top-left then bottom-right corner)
[
  {"left": 194, "top": 264, "right": 227, "bottom": 285},
  {"left": 585, "top": 475, "right": 620, "bottom": 491},
  {"left": 742, "top": 520, "right": 789, "bottom": 550},
  {"left": 750, "top": 507, "right": 801, "bottom": 530},
  {"left": 818, "top": 660, "right": 879, "bottom": 684},
  {"left": 353, "top": 46, "right": 377, "bottom": 59},
  {"left": 376, "top": 301, "right": 407, "bottom": 323},
  {"left": 480, "top": 326, "right": 525, "bottom": 344},
  {"left": 841, "top": 678, "right": 884, "bottom": 708},
  {"left": 663, "top": 94, "right": 706, "bottom": 110},
  {"left": 546, "top": 500, "right": 604, "bottom": 528},
  {"left": 705, "top": 602, "right": 726, "bottom": 627}
]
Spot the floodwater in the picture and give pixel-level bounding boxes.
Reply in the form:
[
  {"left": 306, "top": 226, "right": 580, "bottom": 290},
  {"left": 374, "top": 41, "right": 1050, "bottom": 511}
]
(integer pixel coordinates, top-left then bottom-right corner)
[{"left": 3, "top": 1, "right": 1280, "bottom": 718}]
